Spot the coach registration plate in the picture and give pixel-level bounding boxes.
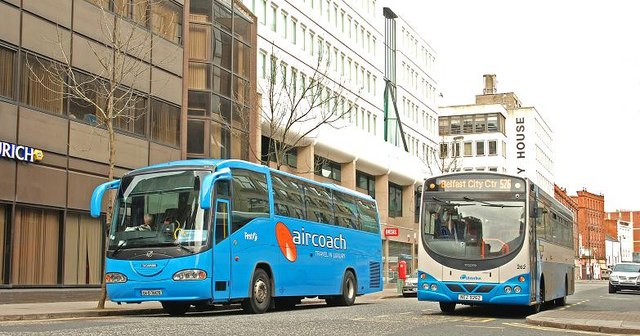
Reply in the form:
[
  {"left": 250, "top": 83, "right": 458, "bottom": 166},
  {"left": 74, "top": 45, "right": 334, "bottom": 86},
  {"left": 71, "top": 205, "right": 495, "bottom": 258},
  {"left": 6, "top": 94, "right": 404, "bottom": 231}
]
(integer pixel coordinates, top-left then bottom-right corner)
[
  {"left": 458, "top": 294, "right": 482, "bottom": 301},
  {"left": 141, "top": 289, "right": 162, "bottom": 296}
]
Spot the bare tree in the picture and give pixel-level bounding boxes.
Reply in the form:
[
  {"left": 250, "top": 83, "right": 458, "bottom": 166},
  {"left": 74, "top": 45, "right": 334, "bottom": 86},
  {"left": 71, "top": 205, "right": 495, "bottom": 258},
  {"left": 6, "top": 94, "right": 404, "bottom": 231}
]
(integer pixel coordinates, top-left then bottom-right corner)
[
  {"left": 255, "top": 47, "right": 360, "bottom": 171},
  {"left": 27, "top": 0, "right": 180, "bottom": 309}
]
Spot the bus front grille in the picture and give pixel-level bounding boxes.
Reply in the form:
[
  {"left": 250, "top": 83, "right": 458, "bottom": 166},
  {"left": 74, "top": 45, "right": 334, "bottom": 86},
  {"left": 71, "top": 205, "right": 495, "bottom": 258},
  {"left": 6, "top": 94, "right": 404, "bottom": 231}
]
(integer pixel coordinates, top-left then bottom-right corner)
[{"left": 369, "top": 261, "right": 381, "bottom": 288}]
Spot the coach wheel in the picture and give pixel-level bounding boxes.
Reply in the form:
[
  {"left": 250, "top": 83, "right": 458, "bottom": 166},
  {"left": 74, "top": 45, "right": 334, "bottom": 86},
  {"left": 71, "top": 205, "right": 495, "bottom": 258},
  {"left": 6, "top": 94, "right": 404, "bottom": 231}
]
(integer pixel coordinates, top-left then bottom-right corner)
[
  {"left": 161, "top": 301, "right": 190, "bottom": 316},
  {"left": 242, "top": 268, "right": 271, "bottom": 314},
  {"left": 327, "top": 271, "right": 357, "bottom": 306},
  {"left": 439, "top": 302, "right": 456, "bottom": 314}
]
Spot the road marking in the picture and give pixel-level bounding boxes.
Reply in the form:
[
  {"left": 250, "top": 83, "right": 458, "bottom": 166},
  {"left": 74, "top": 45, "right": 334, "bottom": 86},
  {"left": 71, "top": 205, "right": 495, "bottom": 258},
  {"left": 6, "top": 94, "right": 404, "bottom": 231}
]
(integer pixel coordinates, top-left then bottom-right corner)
[
  {"left": 399, "top": 312, "right": 413, "bottom": 315},
  {"left": 456, "top": 325, "right": 503, "bottom": 329},
  {"left": 503, "top": 322, "right": 616, "bottom": 335},
  {"left": 374, "top": 315, "right": 389, "bottom": 318},
  {"left": 464, "top": 317, "right": 495, "bottom": 323}
]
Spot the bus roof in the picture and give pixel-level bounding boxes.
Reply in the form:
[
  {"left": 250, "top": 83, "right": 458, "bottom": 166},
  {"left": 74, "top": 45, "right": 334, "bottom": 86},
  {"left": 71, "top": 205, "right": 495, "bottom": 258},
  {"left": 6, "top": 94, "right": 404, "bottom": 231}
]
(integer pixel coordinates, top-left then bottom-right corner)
[{"left": 122, "top": 159, "right": 375, "bottom": 202}]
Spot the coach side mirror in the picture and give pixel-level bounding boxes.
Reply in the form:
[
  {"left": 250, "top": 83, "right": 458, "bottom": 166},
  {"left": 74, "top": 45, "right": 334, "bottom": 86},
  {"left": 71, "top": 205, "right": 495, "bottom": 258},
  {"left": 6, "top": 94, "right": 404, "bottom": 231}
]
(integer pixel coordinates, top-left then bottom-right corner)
[
  {"left": 200, "top": 168, "right": 232, "bottom": 210},
  {"left": 90, "top": 180, "right": 120, "bottom": 218}
]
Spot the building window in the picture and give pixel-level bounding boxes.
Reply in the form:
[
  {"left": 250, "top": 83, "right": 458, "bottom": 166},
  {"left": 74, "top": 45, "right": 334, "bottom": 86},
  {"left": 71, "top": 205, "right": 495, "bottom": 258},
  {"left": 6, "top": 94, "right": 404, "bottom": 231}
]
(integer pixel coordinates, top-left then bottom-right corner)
[
  {"left": 259, "top": 51, "right": 266, "bottom": 79},
  {"left": 20, "top": 53, "right": 65, "bottom": 115},
  {"left": 356, "top": 171, "right": 375, "bottom": 198},
  {"left": 389, "top": 183, "right": 403, "bottom": 218},
  {"left": 488, "top": 140, "right": 497, "bottom": 155},
  {"left": 270, "top": 5, "right": 277, "bottom": 32},
  {"left": 261, "top": 136, "right": 297, "bottom": 168},
  {"left": 151, "top": 1, "right": 183, "bottom": 44},
  {"left": 113, "top": 89, "right": 147, "bottom": 136},
  {"left": 0, "top": 46, "right": 15, "bottom": 99},
  {"left": 187, "top": 119, "right": 205, "bottom": 154},
  {"left": 476, "top": 141, "right": 485, "bottom": 156},
  {"left": 502, "top": 141, "right": 507, "bottom": 158},
  {"left": 151, "top": 98, "right": 180, "bottom": 146},
  {"left": 464, "top": 142, "right": 472, "bottom": 156},
  {"left": 439, "top": 117, "right": 449, "bottom": 135},
  {"left": 439, "top": 143, "right": 448, "bottom": 159},
  {"left": 64, "top": 213, "right": 103, "bottom": 285},
  {"left": 314, "top": 155, "right": 341, "bottom": 181},
  {"left": 12, "top": 207, "right": 61, "bottom": 285},
  {"left": 487, "top": 114, "right": 498, "bottom": 132}
]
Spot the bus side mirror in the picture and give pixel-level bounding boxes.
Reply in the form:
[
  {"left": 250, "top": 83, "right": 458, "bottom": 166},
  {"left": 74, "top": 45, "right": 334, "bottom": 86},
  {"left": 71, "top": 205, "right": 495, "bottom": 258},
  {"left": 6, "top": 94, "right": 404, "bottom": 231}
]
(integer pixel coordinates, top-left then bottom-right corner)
[
  {"left": 90, "top": 180, "right": 120, "bottom": 218},
  {"left": 200, "top": 168, "right": 232, "bottom": 210}
]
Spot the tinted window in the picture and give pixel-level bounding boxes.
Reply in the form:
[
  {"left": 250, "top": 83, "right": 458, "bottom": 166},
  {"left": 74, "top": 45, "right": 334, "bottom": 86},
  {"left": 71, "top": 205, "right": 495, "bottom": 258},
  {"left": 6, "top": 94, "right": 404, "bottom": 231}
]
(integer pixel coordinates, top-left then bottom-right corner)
[
  {"left": 333, "top": 191, "right": 359, "bottom": 230},
  {"left": 357, "top": 199, "right": 379, "bottom": 233},
  {"left": 272, "top": 173, "right": 305, "bottom": 219},
  {"left": 300, "top": 182, "right": 334, "bottom": 224},
  {"left": 231, "top": 169, "right": 269, "bottom": 232}
]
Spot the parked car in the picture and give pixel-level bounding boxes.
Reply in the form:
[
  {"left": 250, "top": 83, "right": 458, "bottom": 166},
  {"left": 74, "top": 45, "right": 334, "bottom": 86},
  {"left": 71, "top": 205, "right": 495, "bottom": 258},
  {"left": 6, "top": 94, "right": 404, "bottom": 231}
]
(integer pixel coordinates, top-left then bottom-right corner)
[
  {"left": 609, "top": 262, "right": 640, "bottom": 294},
  {"left": 402, "top": 276, "right": 418, "bottom": 297}
]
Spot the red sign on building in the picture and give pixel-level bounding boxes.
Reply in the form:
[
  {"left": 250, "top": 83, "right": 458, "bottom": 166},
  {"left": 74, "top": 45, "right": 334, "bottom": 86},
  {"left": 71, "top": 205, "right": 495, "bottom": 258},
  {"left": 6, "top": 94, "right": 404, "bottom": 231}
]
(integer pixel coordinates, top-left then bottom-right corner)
[{"left": 384, "top": 227, "right": 399, "bottom": 237}]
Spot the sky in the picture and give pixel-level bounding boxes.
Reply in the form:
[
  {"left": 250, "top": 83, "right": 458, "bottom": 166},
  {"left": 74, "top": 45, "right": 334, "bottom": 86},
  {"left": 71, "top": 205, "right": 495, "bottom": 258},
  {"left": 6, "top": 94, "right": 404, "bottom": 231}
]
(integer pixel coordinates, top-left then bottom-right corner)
[{"left": 397, "top": 0, "right": 640, "bottom": 212}]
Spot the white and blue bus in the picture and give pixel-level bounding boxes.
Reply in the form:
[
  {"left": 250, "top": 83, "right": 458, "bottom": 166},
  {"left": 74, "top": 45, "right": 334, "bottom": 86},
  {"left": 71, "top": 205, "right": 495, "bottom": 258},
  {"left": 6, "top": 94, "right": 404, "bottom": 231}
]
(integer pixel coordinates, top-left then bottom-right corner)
[
  {"left": 90, "top": 159, "right": 382, "bottom": 315},
  {"left": 417, "top": 172, "right": 574, "bottom": 314}
]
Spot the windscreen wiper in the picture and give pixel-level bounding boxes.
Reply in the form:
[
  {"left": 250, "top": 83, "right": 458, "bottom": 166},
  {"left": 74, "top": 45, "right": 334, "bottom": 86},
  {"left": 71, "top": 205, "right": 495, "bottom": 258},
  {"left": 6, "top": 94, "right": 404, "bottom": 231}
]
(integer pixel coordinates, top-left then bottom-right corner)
[
  {"left": 463, "top": 196, "right": 520, "bottom": 208},
  {"left": 431, "top": 197, "right": 469, "bottom": 207},
  {"left": 112, "top": 237, "right": 149, "bottom": 255}
]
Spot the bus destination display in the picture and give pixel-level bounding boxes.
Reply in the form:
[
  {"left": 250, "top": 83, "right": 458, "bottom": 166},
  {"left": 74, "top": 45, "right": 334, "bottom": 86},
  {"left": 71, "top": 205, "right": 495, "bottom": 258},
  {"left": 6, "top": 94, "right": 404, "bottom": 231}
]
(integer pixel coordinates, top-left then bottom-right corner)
[{"left": 436, "top": 177, "right": 525, "bottom": 192}]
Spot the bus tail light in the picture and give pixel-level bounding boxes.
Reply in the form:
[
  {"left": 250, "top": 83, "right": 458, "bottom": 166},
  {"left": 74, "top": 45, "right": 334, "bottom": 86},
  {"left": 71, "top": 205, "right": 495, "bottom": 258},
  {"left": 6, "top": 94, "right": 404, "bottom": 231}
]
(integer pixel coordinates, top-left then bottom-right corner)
[
  {"left": 105, "top": 272, "right": 127, "bottom": 283},
  {"left": 173, "top": 269, "right": 207, "bottom": 281}
]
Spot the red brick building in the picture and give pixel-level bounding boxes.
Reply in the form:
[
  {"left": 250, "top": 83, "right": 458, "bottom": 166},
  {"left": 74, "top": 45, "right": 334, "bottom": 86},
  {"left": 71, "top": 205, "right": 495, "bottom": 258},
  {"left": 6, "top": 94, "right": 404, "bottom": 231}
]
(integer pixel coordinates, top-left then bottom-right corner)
[{"left": 571, "top": 189, "right": 605, "bottom": 278}]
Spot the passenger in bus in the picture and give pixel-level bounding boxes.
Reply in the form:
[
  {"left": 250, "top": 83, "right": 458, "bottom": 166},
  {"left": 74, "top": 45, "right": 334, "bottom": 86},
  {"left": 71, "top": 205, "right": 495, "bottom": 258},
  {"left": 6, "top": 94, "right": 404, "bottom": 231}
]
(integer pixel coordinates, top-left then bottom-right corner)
[{"left": 435, "top": 212, "right": 452, "bottom": 239}]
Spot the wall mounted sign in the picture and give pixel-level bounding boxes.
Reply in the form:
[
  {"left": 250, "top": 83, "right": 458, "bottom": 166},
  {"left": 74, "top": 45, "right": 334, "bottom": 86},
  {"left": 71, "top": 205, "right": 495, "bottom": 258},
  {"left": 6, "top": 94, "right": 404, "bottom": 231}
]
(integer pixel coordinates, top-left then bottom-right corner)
[{"left": 0, "top": 141, "right": 44, "bottom": 163}]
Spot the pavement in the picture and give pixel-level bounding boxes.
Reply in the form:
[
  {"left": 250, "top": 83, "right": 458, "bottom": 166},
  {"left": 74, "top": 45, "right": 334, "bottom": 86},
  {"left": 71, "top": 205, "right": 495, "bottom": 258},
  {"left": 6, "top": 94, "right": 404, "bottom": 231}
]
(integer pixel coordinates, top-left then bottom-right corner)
[{"left": 1, "top": 286, "right": 639, "bottom": 335}]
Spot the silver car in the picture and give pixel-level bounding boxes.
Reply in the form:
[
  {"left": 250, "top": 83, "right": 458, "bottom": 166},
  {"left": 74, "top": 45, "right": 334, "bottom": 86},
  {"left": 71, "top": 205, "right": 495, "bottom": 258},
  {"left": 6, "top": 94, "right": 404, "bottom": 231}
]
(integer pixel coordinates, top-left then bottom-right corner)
[
  {"left": 609, "top": 262, "right": 640, "bottom": 293},
  {"left": 402, "top": 277, "right": 418, "bottom": 297}
]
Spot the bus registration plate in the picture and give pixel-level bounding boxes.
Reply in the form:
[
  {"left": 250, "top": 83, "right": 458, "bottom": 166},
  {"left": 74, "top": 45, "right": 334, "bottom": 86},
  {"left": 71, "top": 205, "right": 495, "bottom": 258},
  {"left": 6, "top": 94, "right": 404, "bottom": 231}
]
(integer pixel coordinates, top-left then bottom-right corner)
[
  {"left": 458, "top": 294, "right": 482, "bottom": 301},
  {"left": 141, "top": 290, "right": 162, "bottom": 296}
]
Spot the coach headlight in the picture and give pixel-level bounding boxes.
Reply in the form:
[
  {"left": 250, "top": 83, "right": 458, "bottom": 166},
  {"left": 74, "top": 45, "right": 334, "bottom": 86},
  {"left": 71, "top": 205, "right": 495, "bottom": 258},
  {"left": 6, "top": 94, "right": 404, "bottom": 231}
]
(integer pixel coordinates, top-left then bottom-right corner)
[
  {"left": 504, "top": 286, "right": 512, "bottom": 294},
  {"left": 514, "top": 286, "right": 522, "bottom": 293},
  {"left": 173, "top": 269, "right": 207, "bottom": 281}
]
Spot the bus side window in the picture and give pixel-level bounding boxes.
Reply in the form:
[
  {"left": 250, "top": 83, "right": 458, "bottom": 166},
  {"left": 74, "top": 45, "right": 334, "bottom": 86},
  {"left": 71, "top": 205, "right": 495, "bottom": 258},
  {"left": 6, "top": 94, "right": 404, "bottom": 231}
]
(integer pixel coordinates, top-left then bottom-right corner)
[{"left": 230, "top": 169, "right": 269, "bottom": 233}]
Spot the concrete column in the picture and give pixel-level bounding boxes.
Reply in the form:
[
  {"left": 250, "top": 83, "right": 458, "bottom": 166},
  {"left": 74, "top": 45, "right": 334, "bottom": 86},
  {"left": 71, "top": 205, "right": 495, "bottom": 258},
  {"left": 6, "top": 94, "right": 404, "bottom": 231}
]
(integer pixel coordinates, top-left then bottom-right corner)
[
  {"left": 341, "top": 160, "right": 356, "bottom": 190},
  {"left": 375, "top": 173, "right": 389, "bottom": 221},
  {"left": 296, "top": 144, "right": 315, "bottom": 180},
  {"left": 376, "top": 173, "right": 390, "bottom": 285}
]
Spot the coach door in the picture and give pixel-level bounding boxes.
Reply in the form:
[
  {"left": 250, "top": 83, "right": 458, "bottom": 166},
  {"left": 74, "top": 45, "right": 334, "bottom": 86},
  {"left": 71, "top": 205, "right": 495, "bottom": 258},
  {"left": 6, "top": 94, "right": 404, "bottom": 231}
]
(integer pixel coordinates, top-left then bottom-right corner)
[{"left": 212, "top": 199, "right": 232, "bottom": 301}]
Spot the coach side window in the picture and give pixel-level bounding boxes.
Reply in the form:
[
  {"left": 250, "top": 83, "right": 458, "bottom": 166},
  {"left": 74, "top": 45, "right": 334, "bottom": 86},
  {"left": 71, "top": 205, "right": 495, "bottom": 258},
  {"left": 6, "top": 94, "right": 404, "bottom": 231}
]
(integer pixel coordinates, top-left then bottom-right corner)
[
  {"left": 333, "top": 191, "right": 359, "bottom": 230},
  {"left": 357, "top": 199, "right": 379, "bottom": 233},
  {"left": 300, "top": 182, "right": 335, "bottom": 224},
  {"left": 230, "top": 169, "right": 270, "bottom": 232},
  {"left": 272, "top": 173, "right": 305, "bottom": 219}
]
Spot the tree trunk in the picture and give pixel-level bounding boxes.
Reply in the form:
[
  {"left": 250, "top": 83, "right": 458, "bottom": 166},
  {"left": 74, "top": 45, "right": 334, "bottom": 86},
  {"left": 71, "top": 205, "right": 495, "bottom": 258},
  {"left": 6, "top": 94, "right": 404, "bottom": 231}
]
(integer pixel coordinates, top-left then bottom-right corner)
[{"left": 97, "top": 120, "right": 116, "bottom": 309}]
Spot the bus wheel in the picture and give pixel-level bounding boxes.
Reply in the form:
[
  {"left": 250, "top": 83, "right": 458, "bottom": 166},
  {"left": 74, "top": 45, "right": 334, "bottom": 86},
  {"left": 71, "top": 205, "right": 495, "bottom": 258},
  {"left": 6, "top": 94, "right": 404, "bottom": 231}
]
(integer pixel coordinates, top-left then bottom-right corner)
[
  {"left": 242, "top": 268, "right": 271, "bottom": 314},
  {"left": 439, "top": 302, "right": 455, "bottom": 314},
  {"left": 161, "top": 301, "right": 190, "bottom": 316},
  {"left": 528, "top": 303, "right": 541, "bottom": 315},
  {"left": 327, "top": 271, "right": 357, "bottom": 306}
]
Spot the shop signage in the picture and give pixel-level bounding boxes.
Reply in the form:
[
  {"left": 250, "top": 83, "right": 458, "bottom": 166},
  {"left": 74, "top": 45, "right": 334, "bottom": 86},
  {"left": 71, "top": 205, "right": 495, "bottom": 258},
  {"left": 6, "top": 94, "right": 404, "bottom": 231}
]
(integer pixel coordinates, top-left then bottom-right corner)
[
  {"left": 384, "top": 227, "right": 399, "bottom": 237},
  {"left": 0, "top": 141, "right": 44, "bottom": 163}
]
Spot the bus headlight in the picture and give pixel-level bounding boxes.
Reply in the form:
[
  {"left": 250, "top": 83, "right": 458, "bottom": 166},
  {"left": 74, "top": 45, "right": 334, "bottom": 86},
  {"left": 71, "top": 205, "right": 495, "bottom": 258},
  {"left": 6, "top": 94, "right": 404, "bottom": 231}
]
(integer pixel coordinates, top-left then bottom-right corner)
[
  {"left": 173, "top": 269, "right": 207, "bottom": 281},
  {"left": 504, "top": 286, "right": 512, "bottom": 294},
  {"left": 105, "top": 272, "right": 127, "bottom": 283},
  {"left": 430, "top": 284, "right": 438, "bottom": 291},
  {"left": 514, "top": 286, "right": 522, "bottom": 293},
  {"left": 423, "top": 283, "right": 429, "bottom": 290}
]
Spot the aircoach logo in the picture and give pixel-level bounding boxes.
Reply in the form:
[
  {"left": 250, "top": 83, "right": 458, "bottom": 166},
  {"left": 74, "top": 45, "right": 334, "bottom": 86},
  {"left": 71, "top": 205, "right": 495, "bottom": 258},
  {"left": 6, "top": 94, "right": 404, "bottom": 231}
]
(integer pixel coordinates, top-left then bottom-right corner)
[{"left": 276, "top": 222, "right": 297, "bottom": 262}]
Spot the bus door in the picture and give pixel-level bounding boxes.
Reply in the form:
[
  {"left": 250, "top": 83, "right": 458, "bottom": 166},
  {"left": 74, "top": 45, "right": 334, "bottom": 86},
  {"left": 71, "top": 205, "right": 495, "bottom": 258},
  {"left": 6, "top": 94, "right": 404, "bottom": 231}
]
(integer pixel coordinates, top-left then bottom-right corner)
[{"left": 212, "top": 199, "right": 232, "bottom": 300}]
